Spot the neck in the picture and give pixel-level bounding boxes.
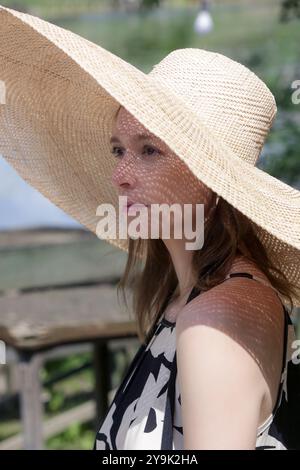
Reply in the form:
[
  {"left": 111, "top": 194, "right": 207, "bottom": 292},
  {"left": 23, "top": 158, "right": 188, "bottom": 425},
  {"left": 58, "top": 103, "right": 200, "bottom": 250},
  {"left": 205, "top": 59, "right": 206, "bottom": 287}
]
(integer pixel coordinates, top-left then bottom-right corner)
[{"left": 163, "top": 237, "right": 196, "bottom": 298}]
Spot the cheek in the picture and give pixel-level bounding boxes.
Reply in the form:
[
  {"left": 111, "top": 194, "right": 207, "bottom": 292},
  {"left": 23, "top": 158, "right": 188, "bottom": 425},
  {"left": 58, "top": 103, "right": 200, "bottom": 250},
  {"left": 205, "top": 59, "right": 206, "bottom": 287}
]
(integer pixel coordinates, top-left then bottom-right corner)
[
  {"left": 138, "top": 156, "right": 210, "bottom": 206},
  {"left": 160, "top": 163, "right": 206, "bottom": 205},
  {"left": 146, "top": 160, "right": 187, "bottom": 201}
]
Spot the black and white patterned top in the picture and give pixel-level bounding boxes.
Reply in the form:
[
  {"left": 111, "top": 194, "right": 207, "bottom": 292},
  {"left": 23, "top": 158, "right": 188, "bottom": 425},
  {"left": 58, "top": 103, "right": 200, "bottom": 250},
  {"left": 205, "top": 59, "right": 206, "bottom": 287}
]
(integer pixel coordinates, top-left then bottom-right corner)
[{"left": 94, "top": 272, "right": 300, "bottom": 450}]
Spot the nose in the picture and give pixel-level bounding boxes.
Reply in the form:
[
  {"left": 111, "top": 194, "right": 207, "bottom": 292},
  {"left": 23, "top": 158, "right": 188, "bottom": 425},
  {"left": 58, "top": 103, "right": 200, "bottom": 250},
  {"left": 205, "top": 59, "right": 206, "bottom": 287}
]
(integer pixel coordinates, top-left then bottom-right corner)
[{"left": 111, "top": 157, "right": 137, "bottom": 190}]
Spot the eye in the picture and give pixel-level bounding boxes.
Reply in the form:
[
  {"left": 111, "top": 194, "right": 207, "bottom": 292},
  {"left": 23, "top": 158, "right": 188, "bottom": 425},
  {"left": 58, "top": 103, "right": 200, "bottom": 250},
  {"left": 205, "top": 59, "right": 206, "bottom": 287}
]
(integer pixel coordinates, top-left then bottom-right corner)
[
  {"left": 142, "top": 145, "right": 161, "bottom": 156},
  {"left": 110, "top": 146, "right": 124, "bottom": 158},
  {"left": 110, "top": 145, "right": 161, "bottom": 158}
]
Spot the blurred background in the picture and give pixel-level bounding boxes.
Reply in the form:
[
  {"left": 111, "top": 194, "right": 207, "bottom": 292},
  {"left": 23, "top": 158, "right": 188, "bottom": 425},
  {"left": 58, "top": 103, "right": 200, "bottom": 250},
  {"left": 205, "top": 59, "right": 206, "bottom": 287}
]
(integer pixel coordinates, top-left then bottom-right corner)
[{"left": 0, "top": 0, "right": 299, "bottom": 450}]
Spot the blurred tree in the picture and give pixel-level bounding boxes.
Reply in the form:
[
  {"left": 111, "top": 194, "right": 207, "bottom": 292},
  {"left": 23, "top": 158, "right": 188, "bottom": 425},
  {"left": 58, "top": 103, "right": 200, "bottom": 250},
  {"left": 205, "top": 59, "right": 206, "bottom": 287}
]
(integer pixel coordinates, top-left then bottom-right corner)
[
  {"left": 111, "top": 0, "right": 162, "bottom": 12},
  {"left": 5, "top": 2, "right": 29, "bottom": 13},
  {"left": 280, "top": 0, "right": 300, "bottom": 21},
  {"left": 261, "top": 114, "right": 300, "bottom": 188},
  {"left": 139, "top": 0, "right": 161, "bottom": 10}
]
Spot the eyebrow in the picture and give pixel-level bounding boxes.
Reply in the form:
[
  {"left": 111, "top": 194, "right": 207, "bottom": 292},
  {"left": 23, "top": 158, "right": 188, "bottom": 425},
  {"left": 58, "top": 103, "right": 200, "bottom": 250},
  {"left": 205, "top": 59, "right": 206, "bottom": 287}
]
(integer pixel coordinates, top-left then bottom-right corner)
[{"left": 109, "top": 133, "right": 153, "bottom": 144}]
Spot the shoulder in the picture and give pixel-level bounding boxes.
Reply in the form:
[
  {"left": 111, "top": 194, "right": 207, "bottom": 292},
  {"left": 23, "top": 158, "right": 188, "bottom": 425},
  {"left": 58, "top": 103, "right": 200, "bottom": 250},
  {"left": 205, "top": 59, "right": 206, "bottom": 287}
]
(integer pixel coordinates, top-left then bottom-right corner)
[
  {"left": 176, "top": 268, "right": 285, "bottom": 358},
  {"left": 175, "top": 271, "right": 285, "bottom": 448}
]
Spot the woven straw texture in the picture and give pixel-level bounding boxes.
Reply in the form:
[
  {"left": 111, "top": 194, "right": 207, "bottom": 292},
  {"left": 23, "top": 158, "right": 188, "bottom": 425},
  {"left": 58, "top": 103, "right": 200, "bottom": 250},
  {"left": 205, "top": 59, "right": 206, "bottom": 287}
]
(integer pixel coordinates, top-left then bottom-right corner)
[{"left": 0, "top": 6, "right": 299, "bottom": 306}]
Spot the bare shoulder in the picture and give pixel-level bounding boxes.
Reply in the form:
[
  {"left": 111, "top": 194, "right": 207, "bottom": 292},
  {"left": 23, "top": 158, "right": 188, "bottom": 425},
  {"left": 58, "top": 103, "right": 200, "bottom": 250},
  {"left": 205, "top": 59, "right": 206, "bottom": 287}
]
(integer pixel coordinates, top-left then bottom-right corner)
[
  {"left": 177, "top": 260, "right": 285, "bottom": 335},
  {"left": 176, "top": 262, "right": 285, "bottom": 432}
]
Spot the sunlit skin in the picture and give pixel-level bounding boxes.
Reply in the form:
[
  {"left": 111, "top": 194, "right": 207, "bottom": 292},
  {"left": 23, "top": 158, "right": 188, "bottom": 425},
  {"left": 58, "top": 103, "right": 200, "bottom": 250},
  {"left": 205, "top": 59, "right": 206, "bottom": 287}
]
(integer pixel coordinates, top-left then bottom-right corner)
[{"left": 110, "top": 105, "right": 286, "bottom": 449}]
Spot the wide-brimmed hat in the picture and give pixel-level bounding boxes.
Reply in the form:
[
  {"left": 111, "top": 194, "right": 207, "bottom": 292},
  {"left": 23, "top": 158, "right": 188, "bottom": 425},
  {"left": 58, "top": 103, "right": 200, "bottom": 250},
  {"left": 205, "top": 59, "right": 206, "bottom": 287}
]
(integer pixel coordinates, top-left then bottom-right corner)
[{"left": 0, "top": 5, "right": 299, "bottom": 306}]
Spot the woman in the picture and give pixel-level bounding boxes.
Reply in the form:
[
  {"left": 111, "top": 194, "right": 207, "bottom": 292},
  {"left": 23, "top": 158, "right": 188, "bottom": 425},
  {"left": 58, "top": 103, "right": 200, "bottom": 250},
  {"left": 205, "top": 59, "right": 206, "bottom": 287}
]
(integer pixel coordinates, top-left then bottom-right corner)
[
  {"left": 94, "top": 105, "right": 300, "bottom": 450},
  {"left": 0, "top": 6, "right": 299, "bottom": 450}
]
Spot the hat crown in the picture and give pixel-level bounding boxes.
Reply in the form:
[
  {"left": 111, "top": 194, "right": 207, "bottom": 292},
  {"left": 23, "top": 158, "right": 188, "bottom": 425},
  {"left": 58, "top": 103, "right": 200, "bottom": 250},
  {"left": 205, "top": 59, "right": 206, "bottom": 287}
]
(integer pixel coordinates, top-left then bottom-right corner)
[{"left": 149, "top": 48, "right": 277, "bottom": 165}]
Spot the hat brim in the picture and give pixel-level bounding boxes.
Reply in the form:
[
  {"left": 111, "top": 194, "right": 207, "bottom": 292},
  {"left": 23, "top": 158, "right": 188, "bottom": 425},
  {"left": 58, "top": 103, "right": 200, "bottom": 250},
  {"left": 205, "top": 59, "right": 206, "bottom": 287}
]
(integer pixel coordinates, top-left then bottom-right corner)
[{"left": 0, "top": 6, "right": 299, "bottom": 306}]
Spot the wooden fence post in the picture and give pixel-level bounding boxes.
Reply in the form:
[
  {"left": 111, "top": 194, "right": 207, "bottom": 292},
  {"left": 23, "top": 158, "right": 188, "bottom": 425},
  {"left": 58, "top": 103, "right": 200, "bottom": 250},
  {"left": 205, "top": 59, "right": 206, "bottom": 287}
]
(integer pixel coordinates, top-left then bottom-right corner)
[{"left": 18, "top": 351, "right": 44, "bottom": 450}]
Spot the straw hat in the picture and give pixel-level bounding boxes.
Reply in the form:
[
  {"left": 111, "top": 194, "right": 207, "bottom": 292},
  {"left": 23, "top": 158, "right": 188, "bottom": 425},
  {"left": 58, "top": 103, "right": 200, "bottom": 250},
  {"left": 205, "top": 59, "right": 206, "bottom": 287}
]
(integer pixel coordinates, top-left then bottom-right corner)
[{"left": 0, "top": 6, "right": 299, "bottom": 306}]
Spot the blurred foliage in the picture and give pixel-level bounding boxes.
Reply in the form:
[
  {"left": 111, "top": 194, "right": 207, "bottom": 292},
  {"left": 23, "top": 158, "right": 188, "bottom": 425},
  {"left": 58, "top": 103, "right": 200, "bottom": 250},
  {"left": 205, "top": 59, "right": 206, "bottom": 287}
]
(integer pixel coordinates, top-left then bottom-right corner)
[
  {"left": 41, "top": 352, "right": 94, "bottom": 416},
  {"left": 1, "top": 0, "right": 103, "bottom": 16},
  {"left": 280, "top": 0, "right": 300, "bottom": 21},
  {"left": 41, "top": 352, "right": 91, "bottom": 381},
  {"left": 259, "top": 116, "right": 300, "bottom": 186},
  {"left": 46, "top": 421, "right": 95, "bottom": 450},
  {"left": 140, "top": 0, "right": 161, "bottom": 9}
]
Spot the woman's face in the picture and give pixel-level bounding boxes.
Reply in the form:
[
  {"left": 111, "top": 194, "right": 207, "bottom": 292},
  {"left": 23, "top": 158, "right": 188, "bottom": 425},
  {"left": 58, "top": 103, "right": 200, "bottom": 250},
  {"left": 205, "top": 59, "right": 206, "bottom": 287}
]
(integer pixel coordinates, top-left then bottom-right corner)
[{"left": 110, "top": 106, "right": 213, "bottom": 237}]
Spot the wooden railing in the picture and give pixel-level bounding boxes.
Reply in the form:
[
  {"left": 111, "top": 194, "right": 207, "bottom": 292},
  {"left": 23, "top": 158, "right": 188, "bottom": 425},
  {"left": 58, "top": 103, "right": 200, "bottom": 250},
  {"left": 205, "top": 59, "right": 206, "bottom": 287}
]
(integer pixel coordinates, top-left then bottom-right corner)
[{"left": 0, "top": 227, "right": 138, "bottom": 449}]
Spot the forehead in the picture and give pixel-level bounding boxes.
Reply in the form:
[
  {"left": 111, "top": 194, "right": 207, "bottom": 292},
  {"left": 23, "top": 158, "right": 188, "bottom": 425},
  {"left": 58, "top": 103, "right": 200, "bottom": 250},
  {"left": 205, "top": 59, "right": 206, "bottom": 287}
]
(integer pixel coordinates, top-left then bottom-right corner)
[
  {"left": 112, "top": 106, "right": 152, "bottom": 138},
  {"left": 110, "top": 106, "right": 171, "bottom": 152}
]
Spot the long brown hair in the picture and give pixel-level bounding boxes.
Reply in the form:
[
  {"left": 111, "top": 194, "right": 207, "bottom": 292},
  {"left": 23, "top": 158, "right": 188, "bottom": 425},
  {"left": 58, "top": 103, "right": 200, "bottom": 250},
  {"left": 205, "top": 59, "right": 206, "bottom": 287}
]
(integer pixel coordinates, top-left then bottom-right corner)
[{"left": 116, "top": 195, "right": 298, "bottom": 344}]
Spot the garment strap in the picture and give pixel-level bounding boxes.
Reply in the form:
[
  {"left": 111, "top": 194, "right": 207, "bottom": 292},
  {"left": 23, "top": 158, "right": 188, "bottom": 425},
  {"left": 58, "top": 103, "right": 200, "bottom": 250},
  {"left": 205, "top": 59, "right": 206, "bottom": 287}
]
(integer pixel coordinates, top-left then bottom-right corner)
[
  {"left": 160, "top": 271, "right": 289, "bottom": 450},
  {"left": 221, "top": 271, "right": 281, "bottom": 297}
]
